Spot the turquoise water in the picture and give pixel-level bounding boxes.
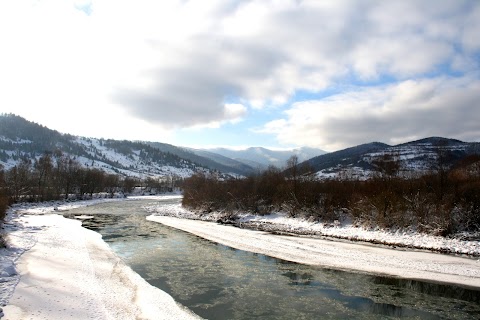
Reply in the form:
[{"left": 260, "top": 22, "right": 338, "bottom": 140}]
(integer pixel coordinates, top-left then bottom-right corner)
[{"left": 65, "top": 199, "right": 480, "bottom": 319}]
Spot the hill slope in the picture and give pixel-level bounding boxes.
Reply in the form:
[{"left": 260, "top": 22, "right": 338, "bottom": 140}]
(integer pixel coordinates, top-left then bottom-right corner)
[
  {"left": 147, "top": 142, "right": 256, "bottom": 176},
  {"left": 3, "top": 114, "right": 478, "bottom": 180},
  {"left": 307, "top": 137, "right": 480, "bottom": 179},
  {"left": 0, "top": 114, "right": 207, "bottom": 178}
]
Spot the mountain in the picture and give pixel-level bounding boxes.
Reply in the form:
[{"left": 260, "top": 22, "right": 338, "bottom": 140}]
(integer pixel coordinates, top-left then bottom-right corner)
[
  {"left": 194, "top": 146, "right": 327, "bottom": 170},
  {"left": 0, "top": 114, "right": 321, "bottom": 178},
  {"left": 146, "top": 142, "right": 256, "bottom": 176},
  {"left": 304, "top": 142, "right": 389, "bottom": 178},
  {"left": 0, "top": 114, "right": 301, "bottom": 178},
  {"left": 306, "top": 137, "right": 480, "bottom": 179},
  {"left": 182, "top": 148, "right": 257, "bottom": 174},
  {"left": 3, "top": 114, "right": 477, "bottom": 181},
  {"left": 0, "top": 114, "right": 210, "bottom": 179}
]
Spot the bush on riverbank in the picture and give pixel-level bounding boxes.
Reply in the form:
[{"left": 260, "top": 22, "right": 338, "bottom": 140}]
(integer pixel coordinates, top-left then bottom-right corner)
[
  {"left": 182, "top": 158, "right": 480, "bottom": 236},
  {"left": 0, "top": 165, "right": 8, "bottom": 247},
  {"left": 0, "top": 195, "right": 6, "bottom": 220}
]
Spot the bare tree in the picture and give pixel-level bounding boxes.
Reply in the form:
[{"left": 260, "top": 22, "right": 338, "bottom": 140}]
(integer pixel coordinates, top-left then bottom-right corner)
[
  {"left": 370, "top": 153, "right": 401, "bottom": 221},
  {"left": 6, "top": 160, "right": 32, "bottom": 202},
  {"left": 122, "top": 176, "right": 139, "bottom": 194},
  {"left": 372, "top": 153, "right": 400, "bottom": 178},
  {"left": 104, "top": 174, "right": 120, "bottom": 198},
  {"left": 433, "top": 142, "right": 452, "bottom": 201},
  {"left": 0, "top": 165, "right": 8, "bottom": 226},
  {"left": 285, "top": 155, "right": 300, "bottom": 216},
  {"left": 34, "top": 153, "right": 53, "bottom": 201}
]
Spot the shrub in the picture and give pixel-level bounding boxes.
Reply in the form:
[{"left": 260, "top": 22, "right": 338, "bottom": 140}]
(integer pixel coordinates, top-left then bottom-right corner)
[
  {"left": 0, "top": 195, "right": 7, "bottom": 248},
  {"left": 181, "top": 166, "right": 480, "bottom": 236}
]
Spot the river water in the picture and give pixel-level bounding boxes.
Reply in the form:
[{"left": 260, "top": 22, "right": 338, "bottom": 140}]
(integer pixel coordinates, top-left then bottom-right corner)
[{"left": 64, "top": 198, "right": 480, "bottom": 319}]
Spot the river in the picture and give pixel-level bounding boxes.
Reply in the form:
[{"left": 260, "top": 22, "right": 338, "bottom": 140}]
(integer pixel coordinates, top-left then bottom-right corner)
[{"left": 64, "top": 198, "right": 480, "bottom": 319}]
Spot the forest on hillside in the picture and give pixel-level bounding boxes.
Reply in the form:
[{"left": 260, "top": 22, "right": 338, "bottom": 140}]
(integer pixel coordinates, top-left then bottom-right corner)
[{"left": 182, "top": 155, "right": 480, "bottom": 236}]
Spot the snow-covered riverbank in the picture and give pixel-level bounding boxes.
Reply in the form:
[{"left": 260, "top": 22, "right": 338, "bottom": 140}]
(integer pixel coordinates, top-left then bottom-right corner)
[
  {"left": 2, "top": 195, "right": 480, "bottom": 319},
  {"left": 0, "top": 196, "right": 198, "bottom": 320},
  {"left": 148, "top": 215, "right": 480, "bottom": 289},
  {"left": 144, "top": 202, "right": 480, "bottom": 256}
]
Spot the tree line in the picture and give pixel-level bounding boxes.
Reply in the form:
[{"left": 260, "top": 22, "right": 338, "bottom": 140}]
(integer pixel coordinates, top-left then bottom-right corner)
[
  {"left": 0, "top": 150, "right": 182, "bottom": 230},
  {"left": 182, "top": 155, "right": 480, "bottom": 236}
]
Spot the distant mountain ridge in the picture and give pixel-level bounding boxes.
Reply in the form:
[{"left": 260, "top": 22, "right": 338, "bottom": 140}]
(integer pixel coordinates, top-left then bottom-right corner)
[
  {"left": 194, "top": 146, "right": 326, "bottom": 170},
  {"left": 0, "top": 114, "right": 208, "bottom": 178},
  {"left": 0, "top": 114, "right": 322, "bottom": 178},
  {"left": 306, "top": 137, "right": 480, "bottom": 179},
  {"left": 1, "top": 114, "right": 478, "bottom": 180},
  {"left": 146, "top": 142, "right": 256, "bottom": 175}
]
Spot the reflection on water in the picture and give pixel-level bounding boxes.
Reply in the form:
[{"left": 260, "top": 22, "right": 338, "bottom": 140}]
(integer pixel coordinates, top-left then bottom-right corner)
[{"left": 65, "top": 199, "right": 480, "bottom": 320}]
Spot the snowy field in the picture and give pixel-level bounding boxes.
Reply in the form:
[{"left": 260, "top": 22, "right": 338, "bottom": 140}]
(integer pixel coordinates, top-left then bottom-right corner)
[{"left": 1, "top": 195, "right": 480, "bottom": 319}]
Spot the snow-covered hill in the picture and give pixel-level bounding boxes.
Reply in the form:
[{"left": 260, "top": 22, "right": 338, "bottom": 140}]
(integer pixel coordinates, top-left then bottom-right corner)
[
  {"left": 0, "top": 114, "right": 209, "bottom": 179},
  {"left": 310, "top": 137, "right": 480, "bottom": 179},
  {"left": 2, "top": 115, "right": 478, "bottom": 180},
  {"left": 73, "top": 137, "right": 203, "bottom": 179}
]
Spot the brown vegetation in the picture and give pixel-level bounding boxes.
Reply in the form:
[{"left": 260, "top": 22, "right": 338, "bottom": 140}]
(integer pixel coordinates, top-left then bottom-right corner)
[
  {"left": 0, "top": 153, "right": 133, "bottom": 203},
  {"left": 0, "top": 150, "right": 185, "bottom": 204},
  {"left": 182, "top": 156, "right": 480, "bottom": 236},
  {"left": 0, "top": 150, "right": 181, "bottom": 243},
  {"left": 0, "top": 165, "right": 8, "bottom": 247}
]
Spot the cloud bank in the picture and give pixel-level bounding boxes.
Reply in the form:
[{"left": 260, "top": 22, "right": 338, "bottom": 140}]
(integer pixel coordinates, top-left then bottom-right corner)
[
  {"left": 259, "top": 77, "right": 480, "bottom": 151},
  {"left": 0, "top": 0, "right": 479, "bottom": 148}
]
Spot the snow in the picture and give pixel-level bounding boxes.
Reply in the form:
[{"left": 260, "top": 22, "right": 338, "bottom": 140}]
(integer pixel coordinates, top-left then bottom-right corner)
[
  {"left": 0, "top": 196, "right": 198, "bottom": 320},
  {"left": 1, "top": 135, "right": 204, "bottom": 178},
  {"left": 144, "top": 202, "right": 480, "bottom": 288},
  {"left": 75, "top": 137, "right": 198, "bottom": 179},
  {"left": 144, "top": 202, "right": 480, "bottom": 257},
  {"left": 314, "top": 141, "right": 474, "bottom": 179},
  {"left": 237, "top": 213, "right": 480, "bottom": 256},
  {"left": 73, "top": 215, "right": 95, "bottom": 219},
  {"left": 147, "top": 215, "right": 480, "bottom": 289},
  {"left": 2, "top": 195, "right": 480, "bottom": 319}
]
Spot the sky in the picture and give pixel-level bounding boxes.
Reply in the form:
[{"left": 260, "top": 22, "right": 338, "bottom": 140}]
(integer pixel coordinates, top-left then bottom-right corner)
[{"left": 0, "top": 0, "right": 479, "bottom": 152}]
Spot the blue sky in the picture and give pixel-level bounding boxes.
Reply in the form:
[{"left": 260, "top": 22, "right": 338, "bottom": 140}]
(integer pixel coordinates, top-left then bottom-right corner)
[{"left": 0, "top": 0, "right": 479, "bottom": 151}]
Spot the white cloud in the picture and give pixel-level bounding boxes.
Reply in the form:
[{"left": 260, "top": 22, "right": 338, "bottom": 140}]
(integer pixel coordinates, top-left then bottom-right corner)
[
  {"left": 104, "top": 0, "right": 480, "bottom": 128},
  {"left": 0, "top": 0, "right": 479, "bottom": 146},
  {"left": 462, "top": 4, "right": 480, "bottom": 52},
  {"left": 224, "top": 103, "right": 247, "bottom": 123},
  {"left": 259, "top": 76, "right": 480, "bottom": 151},
  {"left": 183, "top": 103, "right": 247, "bottom": 129}
]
